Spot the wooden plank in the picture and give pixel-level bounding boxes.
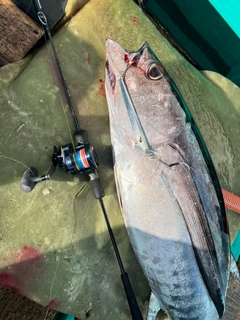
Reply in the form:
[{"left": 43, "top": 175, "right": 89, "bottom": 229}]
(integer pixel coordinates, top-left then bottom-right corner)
[
  {"left": 223, "top": 271, "right": 240, "bottom": 320},
  {"left": 0, "top": 286, "right": 56, "bottom": 320},
  {"left": 0, "top": 0, "right": 43, "bottom": 66}
]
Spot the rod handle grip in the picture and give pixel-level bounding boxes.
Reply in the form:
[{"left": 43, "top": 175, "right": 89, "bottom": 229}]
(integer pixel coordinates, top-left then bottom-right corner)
[
  {"left": 89, "top": 171, "right": 105, "bottom": 199},
  {"left": 121, "top": 272, "right": 143, "bottom": 320}
]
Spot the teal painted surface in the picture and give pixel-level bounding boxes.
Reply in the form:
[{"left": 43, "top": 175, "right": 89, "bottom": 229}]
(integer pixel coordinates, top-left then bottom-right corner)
[
  {"left": 142, "top": 0, "right": 240, "bottom": 86},
  {"left": 231, "top": 230, "right": 240, "bottom": 261},
  {"left": 209, "top": 0, "right": 240, "bottom": 38},
  {"left": 53, "top": 312, "right": 75, "bottom": 320}
]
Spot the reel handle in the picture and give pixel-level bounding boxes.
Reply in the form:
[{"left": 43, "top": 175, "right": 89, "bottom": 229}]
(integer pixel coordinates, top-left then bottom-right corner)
[{"left": 20, "top": 164, "right": 56, "bottom": 193}]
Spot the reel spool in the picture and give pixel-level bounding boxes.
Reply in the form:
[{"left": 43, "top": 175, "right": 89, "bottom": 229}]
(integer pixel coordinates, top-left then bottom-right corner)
[{"left": 58, "top": 143, "right": 98, "bottom": 175}]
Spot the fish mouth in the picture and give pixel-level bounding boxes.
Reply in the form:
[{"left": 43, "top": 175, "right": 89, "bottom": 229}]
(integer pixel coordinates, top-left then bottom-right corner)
[
  {"left": 106, "top": 60, "right": 116, "bottom": 91},
  {"left": 105, "top": 39, "right": 153, "bottom": 152},
  {"left": 105, "top": 39, "right": 127, "bottom": 76},
  {"left": 105, "top": 39, "right": 150, "bottom": 91}
]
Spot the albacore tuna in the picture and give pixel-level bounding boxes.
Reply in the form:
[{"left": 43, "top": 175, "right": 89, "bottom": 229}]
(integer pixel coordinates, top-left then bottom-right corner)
[{"left": 105, "top": 39, "right": 230, "bottom": 320}]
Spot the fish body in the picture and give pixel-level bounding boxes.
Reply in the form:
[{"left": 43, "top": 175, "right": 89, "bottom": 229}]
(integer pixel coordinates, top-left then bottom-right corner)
[{"left": 105, "top": 39, "right": 230, "bottom": 320}]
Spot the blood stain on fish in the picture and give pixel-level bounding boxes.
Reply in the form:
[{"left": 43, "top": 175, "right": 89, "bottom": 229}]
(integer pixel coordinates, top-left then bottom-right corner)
[{"left": 125, "top": 54, "right": 130, "bottom": 63}]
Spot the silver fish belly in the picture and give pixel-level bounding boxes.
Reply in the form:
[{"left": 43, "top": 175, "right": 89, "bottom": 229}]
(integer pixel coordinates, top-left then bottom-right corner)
[{"left": 105, "top": 39, "right": 230, "bottom": 320}]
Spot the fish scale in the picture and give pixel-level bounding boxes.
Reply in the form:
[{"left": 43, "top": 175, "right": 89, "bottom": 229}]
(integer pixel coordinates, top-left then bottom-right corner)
[{"left": 105, "top": 39, "right": 230, "bottom": 319}]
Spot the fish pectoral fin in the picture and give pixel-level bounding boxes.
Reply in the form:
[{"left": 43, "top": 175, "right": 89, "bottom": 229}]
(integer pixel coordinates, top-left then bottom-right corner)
[{"left": 147, "top": 292, "right": 162, "bottom": 320}]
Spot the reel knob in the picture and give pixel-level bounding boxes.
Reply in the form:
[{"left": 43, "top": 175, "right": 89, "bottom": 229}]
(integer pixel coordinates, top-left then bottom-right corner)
[
  {"left": 20, "top": 167, "right": 40, "bottom": 193},
  {"left": 20, "top": 163, "right": 56, "bottom": 193}
]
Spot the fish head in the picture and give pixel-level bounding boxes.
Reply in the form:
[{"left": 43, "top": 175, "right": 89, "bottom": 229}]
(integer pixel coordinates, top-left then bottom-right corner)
[{"left": 105, "top": 39, "right": 186, "bottom": 148}]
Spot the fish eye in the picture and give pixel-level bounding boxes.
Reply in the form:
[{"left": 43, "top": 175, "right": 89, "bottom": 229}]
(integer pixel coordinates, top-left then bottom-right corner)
[{"left": 147, "top": 63, "right": 164, "bottom": 80}]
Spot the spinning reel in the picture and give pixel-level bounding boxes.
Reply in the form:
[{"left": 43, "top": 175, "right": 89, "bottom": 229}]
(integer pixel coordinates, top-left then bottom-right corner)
[{"left": 20, "top": 130, "right": 104, "bottom": 199}]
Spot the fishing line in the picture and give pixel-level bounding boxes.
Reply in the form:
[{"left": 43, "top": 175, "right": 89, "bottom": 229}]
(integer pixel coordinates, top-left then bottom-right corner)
[
  {"left": 0, "top": 155, "right": 37, "bottom": 221},
  {"left": 115, "top": 157, "right": 161, "bottom": 185},
  {"left": 0, "top": 155, "right": 33, "bottom": 171}
]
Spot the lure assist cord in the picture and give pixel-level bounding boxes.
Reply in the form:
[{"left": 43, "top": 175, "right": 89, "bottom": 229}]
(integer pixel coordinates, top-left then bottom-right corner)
[{"left": 20, "top": 1, "right": 143, "bottom": 319}]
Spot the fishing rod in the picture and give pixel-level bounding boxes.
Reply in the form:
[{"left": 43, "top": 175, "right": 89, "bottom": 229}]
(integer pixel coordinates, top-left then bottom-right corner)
[{"left": 20, "top": 1, "right": 143, "bottom": 319}]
